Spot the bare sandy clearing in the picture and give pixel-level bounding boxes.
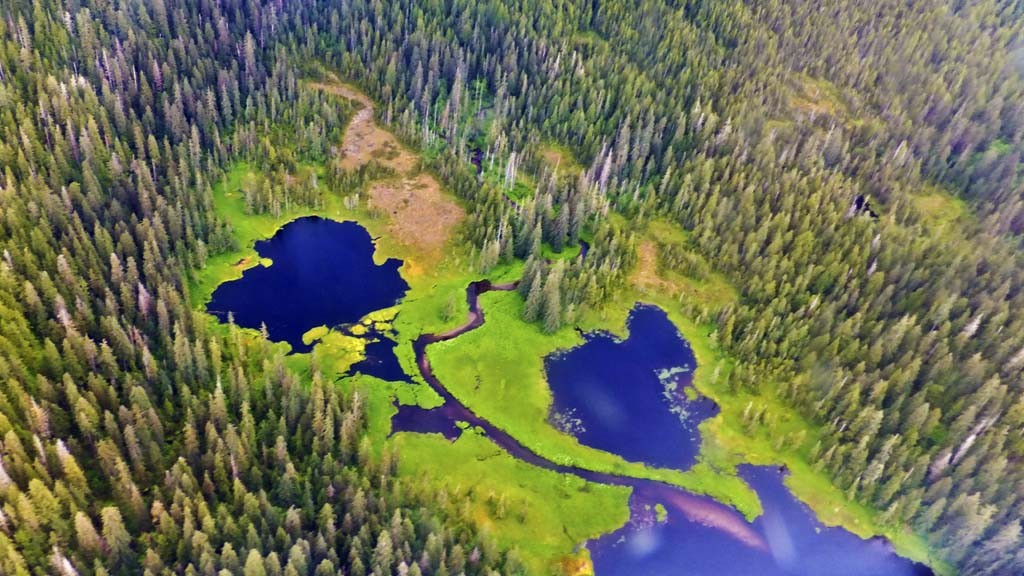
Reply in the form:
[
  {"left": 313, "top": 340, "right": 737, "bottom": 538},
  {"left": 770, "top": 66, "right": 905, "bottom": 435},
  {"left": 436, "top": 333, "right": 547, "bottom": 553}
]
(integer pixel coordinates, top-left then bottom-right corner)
[
  {"left": 308, "top": 79, "right": 419, "bottom": 174},
  {"left": 632, "top": 240, "right": 674, "bottom": 293}
]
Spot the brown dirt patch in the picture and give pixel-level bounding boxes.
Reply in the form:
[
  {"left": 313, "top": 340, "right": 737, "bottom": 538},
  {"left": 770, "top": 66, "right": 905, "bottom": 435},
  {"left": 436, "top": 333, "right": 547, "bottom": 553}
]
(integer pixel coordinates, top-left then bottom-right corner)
[
  {"left": 632, "top": 240, "right": 675, "bottom": 293},
  {"left": 337, "top": 107, "right": 420, "bottom": 173},
  {"left": 308, "top": 79, "right": 419, "bottom": 174},
  {"left": 368, "top": 173, "right": 465, "bottom": 261},
  {"left": 308, "top": 76, "right": 465, "bottom": 267},
  {"left": 557, "top": 555, "right": 593, "bottom": 576}
]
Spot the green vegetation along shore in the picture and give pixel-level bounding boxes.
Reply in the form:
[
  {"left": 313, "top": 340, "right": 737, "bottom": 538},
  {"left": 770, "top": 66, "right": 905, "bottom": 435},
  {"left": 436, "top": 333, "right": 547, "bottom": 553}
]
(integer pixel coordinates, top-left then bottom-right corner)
[{"left": 190, "top": 78, "right": 948, "bottom": 574}]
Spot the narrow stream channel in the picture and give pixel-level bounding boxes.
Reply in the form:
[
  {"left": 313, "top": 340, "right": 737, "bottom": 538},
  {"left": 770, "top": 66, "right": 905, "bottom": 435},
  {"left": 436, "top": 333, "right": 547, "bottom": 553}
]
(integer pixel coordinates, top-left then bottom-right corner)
[
  {"left": 394, "top": 279, "right": 934, "bottom": 576},
  {"left": 395, "top": 281, "right": 765, "bottom": 541}
]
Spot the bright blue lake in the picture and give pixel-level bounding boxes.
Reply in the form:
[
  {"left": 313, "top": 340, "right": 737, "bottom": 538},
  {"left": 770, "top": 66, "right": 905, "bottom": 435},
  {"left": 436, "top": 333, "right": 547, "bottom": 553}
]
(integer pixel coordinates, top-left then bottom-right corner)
[
  {"left": 208, "top": 228, "right": 933, "bottom": 576},
  {"left": 590, "top": 464, "right": 932, "bottom": 576}
]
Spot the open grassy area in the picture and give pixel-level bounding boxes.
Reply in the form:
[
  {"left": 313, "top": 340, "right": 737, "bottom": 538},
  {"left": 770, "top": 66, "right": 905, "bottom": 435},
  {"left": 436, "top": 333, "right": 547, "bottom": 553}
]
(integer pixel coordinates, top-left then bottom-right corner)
[
  {"left": 540, "top": 241, "right": 582, "bottom": 261},
  {"left": 427, "top": 287, "right": 764, "bottom": 518},
  {"left": 788, "top": 74, "right": 849, "bottom": 119},
  {"left": 190, "top": 77, "right": 948, "bottom": 576},
  {"left": 393, "top": 430, "right": 631, "bottom": 575},
  {"left": 539, "top": 142, "right": 584, "bottom": 177},
  {"left": 633, "top": 218, "right": 738, "bottom": 310},
  {"left": 773, "top": 73, "right": 884, "bottom": 135},
  {"left": 909, "top": 184, "right": 971, "bottom": 237}
]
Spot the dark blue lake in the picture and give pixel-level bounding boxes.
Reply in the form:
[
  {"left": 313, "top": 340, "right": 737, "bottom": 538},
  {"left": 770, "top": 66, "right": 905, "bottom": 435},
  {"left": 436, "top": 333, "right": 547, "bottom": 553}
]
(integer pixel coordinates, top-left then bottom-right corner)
[
  {"left": 206, "top": 217, "right": 409, "bottom": 353},
  {"left": 545, "top": 304, "right": 718, "bottom": 470},
  {"left": 590, "top": 464, "right": 933, "bottom": 576}
]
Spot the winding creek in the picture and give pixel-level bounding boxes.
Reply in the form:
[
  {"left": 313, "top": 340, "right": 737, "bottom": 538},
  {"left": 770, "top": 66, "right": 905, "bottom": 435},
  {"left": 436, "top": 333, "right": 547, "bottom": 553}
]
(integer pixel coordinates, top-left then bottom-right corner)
[
  {"left": 209, "top": 217, "right": 933, "bottom": 576},
  {"left": 397, "top": 281, "right": 934, "bottom": 576}
]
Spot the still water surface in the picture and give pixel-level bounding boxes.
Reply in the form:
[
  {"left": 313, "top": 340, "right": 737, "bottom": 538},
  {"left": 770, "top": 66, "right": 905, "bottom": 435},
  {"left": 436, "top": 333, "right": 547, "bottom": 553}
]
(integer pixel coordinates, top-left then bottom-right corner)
[
  {"left": 206, "top": 216, "right": 408, "bottom": 353},
  {"left": 545, "top": 305, "right": 931, "bottom": 576},
  {"left": 545, "top": 305, "right": 718, "bottom": 470}
]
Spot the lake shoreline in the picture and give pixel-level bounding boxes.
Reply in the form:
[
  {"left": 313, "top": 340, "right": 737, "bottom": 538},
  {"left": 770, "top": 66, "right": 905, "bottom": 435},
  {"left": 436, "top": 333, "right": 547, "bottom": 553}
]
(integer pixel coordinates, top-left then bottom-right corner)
[{"left": 400, "top": 277, "right": 933, "bottom": 576}]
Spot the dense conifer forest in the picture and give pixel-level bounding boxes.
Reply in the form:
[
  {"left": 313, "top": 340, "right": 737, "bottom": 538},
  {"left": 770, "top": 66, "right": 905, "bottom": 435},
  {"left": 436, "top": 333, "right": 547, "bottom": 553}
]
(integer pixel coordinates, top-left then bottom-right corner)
[{"left": 1, "top": 0, "right": 1023, "bottom": 574}]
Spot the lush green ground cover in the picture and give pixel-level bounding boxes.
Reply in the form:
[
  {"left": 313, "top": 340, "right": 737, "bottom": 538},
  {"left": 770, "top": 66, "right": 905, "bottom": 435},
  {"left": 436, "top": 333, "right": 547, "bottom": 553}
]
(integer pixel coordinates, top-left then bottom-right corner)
[
  {"left": 393, "top": 430, "right": 631, "bottom": 574},
  {"left": 426, "top": 287, "right": 763, "bottom": 517},
  {"left": 190, "top": 80, "right": 947, "bottom": 575},
  {"left": 191, "top": 149, "right": 639, "bottom": 575},
  {"left": 909, "top": 185, "right": 971, "bottom": 240},
  {"left": 540, "top": 241, "right": 583, "bottom": 261}
]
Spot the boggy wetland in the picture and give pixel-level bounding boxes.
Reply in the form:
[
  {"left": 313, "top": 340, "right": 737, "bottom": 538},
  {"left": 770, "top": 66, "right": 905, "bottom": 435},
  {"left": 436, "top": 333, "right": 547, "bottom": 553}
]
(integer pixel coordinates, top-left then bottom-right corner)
[
  {"left": 203, "top": 211, "right": 934, "bottom": 576},
  {"left": 184, "top": 79, "right": 950, "bottom": 576}
]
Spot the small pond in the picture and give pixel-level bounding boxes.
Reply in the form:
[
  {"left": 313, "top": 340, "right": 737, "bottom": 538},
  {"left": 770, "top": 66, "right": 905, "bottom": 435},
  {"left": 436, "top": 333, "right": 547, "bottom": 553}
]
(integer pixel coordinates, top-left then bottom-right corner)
[
  {"left": 542, "top": 305, "right": 932, "bottom": 575},
  {"left": 206, "top": 216, "right": 409, "bottom": 353},
  {"left": 345, "top": 326, "right": 414, "bottom": 383},
  {"left": 394, "top": 291, "right": 933, "bottom": 575},
  {"left": 211, "top": 244, "right": 933, "bottom": 576},
  {"left": 545, "top": 304, "right": 718, "bottom": 471}
]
